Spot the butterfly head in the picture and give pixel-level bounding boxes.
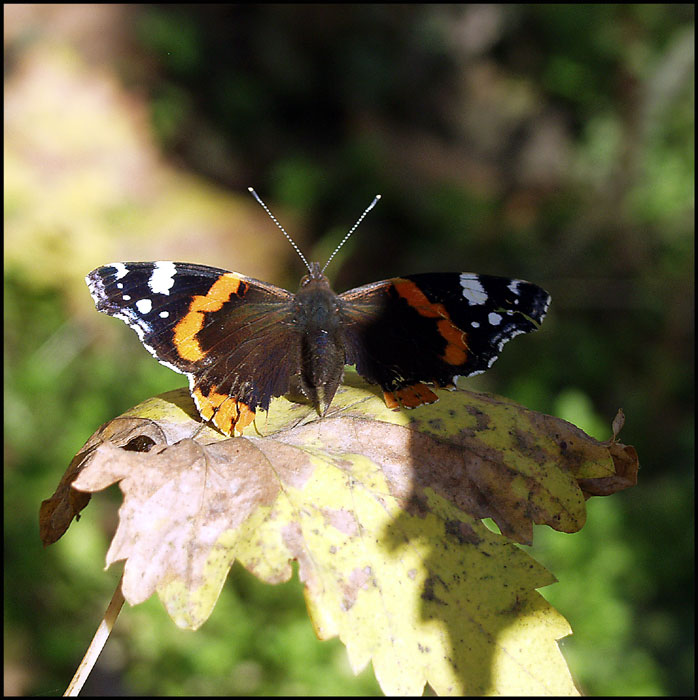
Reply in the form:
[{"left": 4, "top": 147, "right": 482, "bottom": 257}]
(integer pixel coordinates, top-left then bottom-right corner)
[{"left": 299, "top": 261, "right": 330, "bottom": 288}]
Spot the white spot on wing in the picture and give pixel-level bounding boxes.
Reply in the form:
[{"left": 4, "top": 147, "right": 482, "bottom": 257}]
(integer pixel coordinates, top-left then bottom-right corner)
[
  {"left": 488, "top": 312, "right": 502, "bottom": 326},
  {"left": 136, "top": 299, "right": 153, "bottom": 314},
  {"left": 159, "top": 311, "right": 169, "bottom": 318},
  {"left": 111, "top": 262, "right": 129, "bottom": 280},
  {"left": 149, "top": 261, "right": 177, "bottom": 295},
  {"left": 459, "top": 274, "right": 488, "bottom": 305}
]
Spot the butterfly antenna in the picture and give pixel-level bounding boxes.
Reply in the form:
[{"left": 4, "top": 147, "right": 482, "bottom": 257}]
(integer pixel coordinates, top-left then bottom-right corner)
[
  {"left": 322, "top": 194, "right": 381, "bottom": 273},
  {"left": 248, "top": 187, "right": 312, "bottom": 273}
]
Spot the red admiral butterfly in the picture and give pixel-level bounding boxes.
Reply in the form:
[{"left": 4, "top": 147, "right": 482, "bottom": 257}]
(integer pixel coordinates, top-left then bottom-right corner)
[{"left": 87, "top": 190, "right": 550, "bottom": 436}]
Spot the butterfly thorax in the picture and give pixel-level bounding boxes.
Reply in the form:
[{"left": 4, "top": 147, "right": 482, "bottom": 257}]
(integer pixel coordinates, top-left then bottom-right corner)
[{"left": 292, "top": 263, "right": 345, "bottom": 414}]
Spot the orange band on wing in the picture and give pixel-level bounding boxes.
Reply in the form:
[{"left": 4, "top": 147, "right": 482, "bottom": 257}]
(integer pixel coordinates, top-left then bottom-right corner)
[
  {"left": 393, "top": 280, "right": 468, "bottom": 366},
  {"left": 384, "top": 383, "right": 439, "bottom": 410},
  {"left": 192, "top": 385, "right": 256, "bottom": 435},
  {"left": 383, "top": 391, "right": 400, "bottom": 410},
  {"left": 437, "top": 319, "right": 468, "bottom": 365},
  {"left": 173, "top": 274, "right": 245, "bottom": 362}
]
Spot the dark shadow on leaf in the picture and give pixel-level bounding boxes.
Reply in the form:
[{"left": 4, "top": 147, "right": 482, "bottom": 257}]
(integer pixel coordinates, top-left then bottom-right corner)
[{"left": 377, "top": 389, "right": 637, "bottom": 694}]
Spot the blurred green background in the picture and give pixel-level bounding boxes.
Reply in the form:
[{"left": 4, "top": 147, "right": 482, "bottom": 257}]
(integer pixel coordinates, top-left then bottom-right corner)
[{"left": 4, "top": 4, "right": 693, "bottom": 696}]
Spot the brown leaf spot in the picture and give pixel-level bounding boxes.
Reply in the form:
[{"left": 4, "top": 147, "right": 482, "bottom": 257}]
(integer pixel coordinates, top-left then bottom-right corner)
[
  {"left": 444, "top": 519, "right": 483, "bottom": 546},
  {"left": 321, "top": 507, "right": 359, "bottom": 536},
  {"left": 341, "top": 565, "right": 373, "bottom": 611},
  {"left": 421, "top": 575, "right": 447, "bottom": 606}
]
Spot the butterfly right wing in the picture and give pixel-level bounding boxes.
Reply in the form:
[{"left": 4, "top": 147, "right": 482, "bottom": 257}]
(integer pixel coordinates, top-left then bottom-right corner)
[
  {"left": 86, "top": 262, "right": 299, "bottom": 434},
  {"left": 339, "top": 272, "right": 550, "bottom": 408}
]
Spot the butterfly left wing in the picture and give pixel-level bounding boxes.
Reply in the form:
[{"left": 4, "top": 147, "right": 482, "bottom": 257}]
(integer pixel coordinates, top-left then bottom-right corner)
[
  {"left": 86, "top": 262, "right": 298, "bottom": 435},
  {"left": 339, "top": 272, "right": 550, "bottom": 409}
]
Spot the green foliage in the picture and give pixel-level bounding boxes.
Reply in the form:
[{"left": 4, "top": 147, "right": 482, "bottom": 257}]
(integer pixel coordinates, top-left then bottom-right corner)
[
  {"left": 532, "top": 499, "right": 665, "bottom": 695},
  {"left": 121, "top": 565, "right": 381, "bottom": 696}
]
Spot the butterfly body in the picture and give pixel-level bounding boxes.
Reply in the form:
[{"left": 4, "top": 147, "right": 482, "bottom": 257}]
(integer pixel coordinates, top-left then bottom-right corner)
[
  {"left": 87, "top": 258, "right": 550, "bottom": 436},
  {"left": 292, "top": 262, "right": 346, "bottom": 414}
]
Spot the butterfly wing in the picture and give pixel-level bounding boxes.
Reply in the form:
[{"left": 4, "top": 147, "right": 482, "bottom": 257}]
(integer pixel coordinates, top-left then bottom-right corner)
[
  {"left": 339, "top": 272, "right": 550, "bottom": 408},
  {"left": 86, "top": 262, "right": 298, "bottom": 434}
]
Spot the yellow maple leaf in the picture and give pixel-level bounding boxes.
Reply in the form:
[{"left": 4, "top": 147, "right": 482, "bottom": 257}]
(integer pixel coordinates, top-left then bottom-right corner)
[{"left": 41, "top": 374, "right": 637, "bottom": 695}]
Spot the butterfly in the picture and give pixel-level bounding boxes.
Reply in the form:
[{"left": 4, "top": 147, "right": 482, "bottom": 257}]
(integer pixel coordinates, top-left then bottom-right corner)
[{"left": 86, "top": 190, "right": 550, "bottom": 435}]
